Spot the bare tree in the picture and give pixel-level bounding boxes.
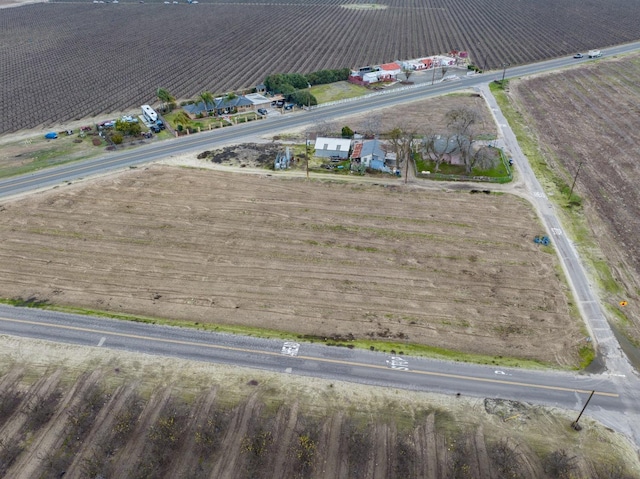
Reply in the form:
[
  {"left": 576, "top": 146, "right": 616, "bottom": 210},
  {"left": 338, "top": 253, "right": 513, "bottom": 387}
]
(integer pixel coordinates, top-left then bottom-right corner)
[
  {"left": 357, "top": 115, "right": 382, "bottom": 139},
  {"left": 543, "top": 449, "right": 577, "bottom": 479},
  {"left": 489, "top": 438, "right": 523, "bottom": 478},
  {"left": 446, "top": 107, "right": 481, "bottom": 174},
  {"left": 387, "top": 124, "right": 416, "bottom": 182},
  {"left": 402, "top": 67, "right": 413, "bottom": 82},
  {"left": 312, "top": 120, "right": 339, "bottom": 137},
  {"left": 472, "top": 145, "right": 499, "bottom": 172},
  {"left": 421, "top": 131, "right": 448, "bottom": 172}
]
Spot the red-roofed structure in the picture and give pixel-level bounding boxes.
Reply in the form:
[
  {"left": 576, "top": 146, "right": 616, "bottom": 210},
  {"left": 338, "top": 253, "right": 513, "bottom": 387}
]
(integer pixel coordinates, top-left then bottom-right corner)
[{"left": 378, "top": 62, "right": 402, "bottom": 80}]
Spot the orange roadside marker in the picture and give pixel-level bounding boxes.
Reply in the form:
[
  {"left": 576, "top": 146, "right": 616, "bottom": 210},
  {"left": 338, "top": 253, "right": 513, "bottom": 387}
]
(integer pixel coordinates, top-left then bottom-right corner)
[{"left": 619, "top": 301, "right": 628, "bottom": 307}]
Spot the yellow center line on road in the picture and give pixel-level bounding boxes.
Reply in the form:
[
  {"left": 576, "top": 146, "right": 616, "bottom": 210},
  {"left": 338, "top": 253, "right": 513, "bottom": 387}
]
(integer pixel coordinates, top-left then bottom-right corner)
[{"left": 0, "top": 316, "right": 619, "bottom": 398}]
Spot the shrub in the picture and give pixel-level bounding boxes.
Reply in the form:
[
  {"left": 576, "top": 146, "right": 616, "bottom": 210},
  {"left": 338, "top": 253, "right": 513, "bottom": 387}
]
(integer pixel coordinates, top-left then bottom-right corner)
[
  {"left": 342, "top": 126, "right": 354, "bottom": 138},
  {"left": 111, "top": 133, "right": 123, "bottom": 145}
]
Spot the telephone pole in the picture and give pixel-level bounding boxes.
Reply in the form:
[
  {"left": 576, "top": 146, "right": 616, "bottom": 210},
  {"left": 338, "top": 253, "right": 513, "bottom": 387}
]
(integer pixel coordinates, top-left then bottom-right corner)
[
  {"left": 568, "top": 160, "right": 584, "bottom": 199},
  {"left": 572, "top": 390, "right": 595, "bottom": 430},
  {"left": 501, "top": 63, "right": 510, "bottom": 83},
  {"left": 305, "top": 132, "right": 310, "bottom": 180}
]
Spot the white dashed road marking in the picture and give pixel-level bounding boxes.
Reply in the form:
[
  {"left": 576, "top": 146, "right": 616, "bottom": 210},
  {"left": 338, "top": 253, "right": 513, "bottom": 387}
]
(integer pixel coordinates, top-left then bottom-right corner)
[{"left": 281, "top": 341, "right": 300, "bottom": 357}]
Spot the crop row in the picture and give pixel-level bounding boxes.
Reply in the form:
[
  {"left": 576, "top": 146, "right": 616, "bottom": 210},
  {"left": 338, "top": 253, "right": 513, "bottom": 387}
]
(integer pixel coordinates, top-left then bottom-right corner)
[{"left": 1, "top": 0, "right": 640, "bottom": 134}]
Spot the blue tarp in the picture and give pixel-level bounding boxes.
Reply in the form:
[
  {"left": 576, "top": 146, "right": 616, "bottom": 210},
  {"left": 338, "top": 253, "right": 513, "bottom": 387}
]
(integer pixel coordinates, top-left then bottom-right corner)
[{"left": 45, "top": 132, "right": 58, "bottom": 139}]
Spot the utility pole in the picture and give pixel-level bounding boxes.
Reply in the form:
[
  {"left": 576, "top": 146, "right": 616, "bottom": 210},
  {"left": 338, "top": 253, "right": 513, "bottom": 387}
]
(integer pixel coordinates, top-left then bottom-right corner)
[
  {"left": 568, "top": 160, "right": 584, "bottom": 199},
  {"left": 404, "top": 138, "right": 412, "bottom": 184},
  {"left": 305, "top": 133, "right": 309, "bottom": 180},
  {"left": 431, "top": 61, "right": 437, "bottom": 85},
  {"left": 572, "top": 390, "right": 595, "bottom": 430},
  {"left": 501, "top": 63, "right": 510, "bottom": 83}
]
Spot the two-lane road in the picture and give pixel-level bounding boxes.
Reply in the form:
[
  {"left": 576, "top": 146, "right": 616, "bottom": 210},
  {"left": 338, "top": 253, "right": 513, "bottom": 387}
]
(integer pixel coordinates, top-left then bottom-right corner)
[
  {"left": 0, "top": 304, "right": 621, "bottom": 413},
  {"left": 3, "top": 39, "right": 640, "bottom": 199}
]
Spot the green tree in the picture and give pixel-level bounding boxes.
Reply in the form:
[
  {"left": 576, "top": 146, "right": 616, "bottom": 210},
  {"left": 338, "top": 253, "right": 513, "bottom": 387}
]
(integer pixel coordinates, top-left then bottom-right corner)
[
  {"left": 341, "top": 126, "right": 354, "bottom": 138},
  {"left": 199, "top": 91, "right": 215, "bottom": 115},
  {"left": 157, "top": 88, "right": 175, "bottom": 113},
  {"left": 172, "top": 111, "right": 192, "bottom": 132},
  {"left": 115, "top": 119, "right": 141, "bottom": 136},
  {"left": 288, "top": 90, "right": 317, "bottom": 107}
]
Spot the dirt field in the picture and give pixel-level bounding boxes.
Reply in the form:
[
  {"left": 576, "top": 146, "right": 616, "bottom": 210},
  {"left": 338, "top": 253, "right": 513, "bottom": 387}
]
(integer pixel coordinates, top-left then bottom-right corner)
[
  {"left": 507, "top": 54, "right": 640, "bottom": 345},
  {"left": 0, "top": 336, "right": 637, "bottom": 479},
  {"left": 0, "top": 160, "right": 585, "bottom": 367}
]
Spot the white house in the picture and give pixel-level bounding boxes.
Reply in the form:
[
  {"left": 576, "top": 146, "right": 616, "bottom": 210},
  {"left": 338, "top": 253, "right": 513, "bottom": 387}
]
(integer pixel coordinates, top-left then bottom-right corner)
[
  {"left": 377, "top": 62, "right": 403, "bottom": 81},
  {"left": 314, "top": 137, "right": 351, "bottom": 158}
]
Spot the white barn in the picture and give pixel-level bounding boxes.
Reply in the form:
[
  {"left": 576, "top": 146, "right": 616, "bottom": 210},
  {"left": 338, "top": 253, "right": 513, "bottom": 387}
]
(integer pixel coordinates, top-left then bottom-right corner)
[{"left": 314, "top": 137, "right": 351, "bottom": 158}]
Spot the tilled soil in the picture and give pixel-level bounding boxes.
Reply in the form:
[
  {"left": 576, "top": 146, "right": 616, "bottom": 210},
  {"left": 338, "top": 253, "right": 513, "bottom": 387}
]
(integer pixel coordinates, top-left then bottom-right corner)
[
  {"left": 0, "top": 165, "right": 583, "bottom": 366},
  {"left": 508, "top": 54, "right": 640, "bottom": 344}
]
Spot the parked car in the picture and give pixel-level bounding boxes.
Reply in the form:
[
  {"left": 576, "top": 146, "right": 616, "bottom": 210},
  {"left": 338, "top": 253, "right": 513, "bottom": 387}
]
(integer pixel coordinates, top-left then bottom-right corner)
[
  {"left": 573, "top": 53, "right": 584, "bottom": 59},
  {"left": 283, "top": 104, "right": 294, "bottom": 110},
  {"left": 257, "top": 108, "right": 268, "bottom": 115}
]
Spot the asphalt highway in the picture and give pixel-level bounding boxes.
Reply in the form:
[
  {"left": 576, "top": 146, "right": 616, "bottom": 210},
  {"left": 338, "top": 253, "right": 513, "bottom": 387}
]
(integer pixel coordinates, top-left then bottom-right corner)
[
  {"left": 2, "top": 41, "right": 640, "bottom": 446},
  {"left": 0, "top": 305, "right": 621, "bottom": 411},
  {"left": 2, "top": 39, "right": 640, "bottom": 200}
]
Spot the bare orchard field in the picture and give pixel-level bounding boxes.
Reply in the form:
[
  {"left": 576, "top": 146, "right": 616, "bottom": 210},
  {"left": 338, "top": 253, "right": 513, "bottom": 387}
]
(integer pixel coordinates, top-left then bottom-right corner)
[
  {"left": 3, "top": 0, "right": 640, "bottom": 134},
  {"left": 0, "top": 164, "right": 585, "bottom": 367},
  {"left": 0, "top": 337, "right": 637, "bottom": 479},
  {"left": 507, "top": 54, "right": 640, "bottom": 345}
]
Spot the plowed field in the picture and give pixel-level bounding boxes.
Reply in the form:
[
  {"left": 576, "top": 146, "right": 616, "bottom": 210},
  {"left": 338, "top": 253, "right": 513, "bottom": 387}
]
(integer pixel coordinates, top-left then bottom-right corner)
[
  {"left": 508, "top": 53, "right": 640, "bottom": 344},
  {"left": 0, "top": 165, "right": 584, "bottom": 366},
  {"left": 2, "top": 0, "right": 640, "bottom": 134}
]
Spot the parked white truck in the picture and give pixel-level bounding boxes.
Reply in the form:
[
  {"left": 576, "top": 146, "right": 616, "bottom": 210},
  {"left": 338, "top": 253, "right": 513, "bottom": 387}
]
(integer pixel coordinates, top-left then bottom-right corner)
[{"left": 588, "top": 49, "right": 602, "bottom": 58}]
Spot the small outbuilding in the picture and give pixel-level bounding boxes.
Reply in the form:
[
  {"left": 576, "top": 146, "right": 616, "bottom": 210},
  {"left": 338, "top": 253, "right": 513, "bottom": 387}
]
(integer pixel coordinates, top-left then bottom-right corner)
[{"left": 314, "top": 137, "right": 351, "bottom": 159}]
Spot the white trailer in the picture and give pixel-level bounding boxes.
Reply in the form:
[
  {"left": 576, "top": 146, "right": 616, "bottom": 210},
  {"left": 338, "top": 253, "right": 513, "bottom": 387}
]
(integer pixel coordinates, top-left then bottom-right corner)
[
  {"left": 141, "top": 104, "right": 158, "bottom": 123},
  {"left": 588, "top": 50, "right": 602, "bottom": 58}
]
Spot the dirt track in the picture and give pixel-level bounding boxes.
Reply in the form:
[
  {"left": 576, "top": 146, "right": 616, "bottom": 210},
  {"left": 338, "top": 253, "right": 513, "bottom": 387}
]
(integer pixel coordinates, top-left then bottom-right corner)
[{"left": 0, "top": 164, "right": 584, "bottom": 366}]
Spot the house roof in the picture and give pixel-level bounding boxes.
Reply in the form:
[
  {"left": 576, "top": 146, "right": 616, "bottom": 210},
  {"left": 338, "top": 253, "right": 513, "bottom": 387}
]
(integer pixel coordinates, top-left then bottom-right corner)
[
  {"left": 379, "top": 62, "right": 401, "bottom": 71},
  {"left": 432, "top": 135, "right": 470, "bottom": 155},
  {"left": 183, "top": 96, "right": 253, "bottom": 115},
  {"left": 351, "top": 142, "right": 363, "bottom": 158},
  {"left": 314, "top": 137, "right": 351, "bottom": 152},
  {"left": 351, "top": 140, "right": 386, "bottom": 159},
  {"left": 218, "top": 95, "right": 253, "bottom": 109},
  {"left": 360, "top": 139, "right": 385, "bottom": 159},
  {"left": 183, "top": 101, "right": 209, "bottom": 116},
  {"left": 244, "top": 93, "right": 271, "bottom": 105}
]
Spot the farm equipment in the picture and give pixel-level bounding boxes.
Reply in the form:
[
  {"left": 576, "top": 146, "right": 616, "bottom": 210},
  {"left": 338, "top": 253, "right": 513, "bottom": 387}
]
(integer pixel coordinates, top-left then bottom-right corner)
[{"left": 534, "top": 235, "right": 550, "bottom": 246}]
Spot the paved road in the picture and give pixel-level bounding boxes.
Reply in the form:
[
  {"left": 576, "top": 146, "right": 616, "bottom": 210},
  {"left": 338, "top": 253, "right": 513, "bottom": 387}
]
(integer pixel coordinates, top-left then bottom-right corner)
[
  {"left": 2, "top": 40, "right": 640, "bottom": 200},
  {"left": 0, "top": 304, "right": 623, "bottom": 414},
  {"left": 1, "top": 41, "right": 640, "bottom": 446}
]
